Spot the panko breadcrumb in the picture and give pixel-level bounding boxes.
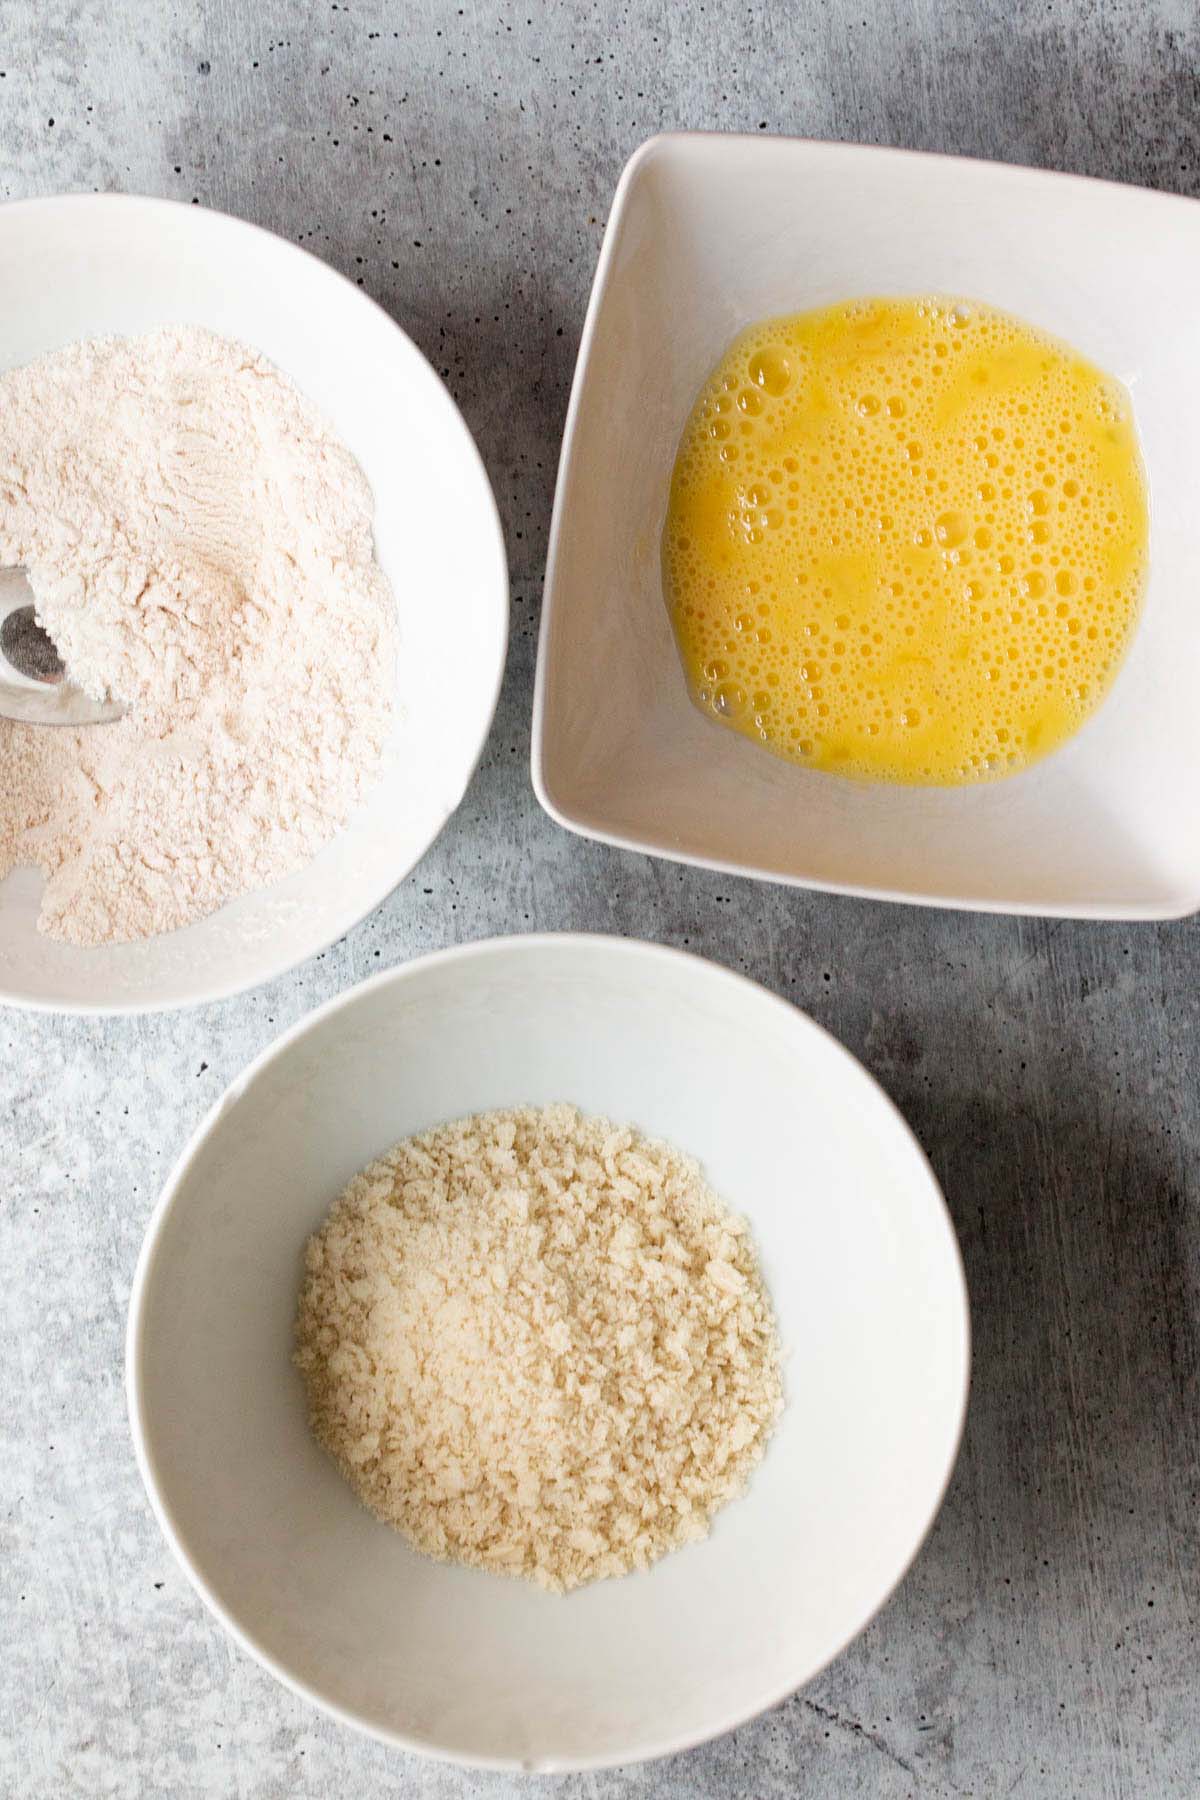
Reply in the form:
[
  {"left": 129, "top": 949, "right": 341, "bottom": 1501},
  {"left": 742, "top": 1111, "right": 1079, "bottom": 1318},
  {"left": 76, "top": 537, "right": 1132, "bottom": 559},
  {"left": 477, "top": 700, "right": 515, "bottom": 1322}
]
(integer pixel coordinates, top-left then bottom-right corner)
[{"left": 294, "top": 1103, "right": 783, "bottom": 1592}]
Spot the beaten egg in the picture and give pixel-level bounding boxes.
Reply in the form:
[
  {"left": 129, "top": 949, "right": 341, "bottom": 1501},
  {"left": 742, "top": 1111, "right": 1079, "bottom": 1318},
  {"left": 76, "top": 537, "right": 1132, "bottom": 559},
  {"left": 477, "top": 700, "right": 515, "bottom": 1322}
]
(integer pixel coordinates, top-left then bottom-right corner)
[{"left": 662, "top": 296, "right": 1149, "bottom": 784}]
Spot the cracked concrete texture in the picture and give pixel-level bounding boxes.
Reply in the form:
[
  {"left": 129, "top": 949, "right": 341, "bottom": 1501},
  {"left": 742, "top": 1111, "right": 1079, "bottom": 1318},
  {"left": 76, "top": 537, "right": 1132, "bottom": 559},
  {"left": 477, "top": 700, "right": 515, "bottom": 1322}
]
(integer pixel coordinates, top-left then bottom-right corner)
[{"left": 2, "top": 1, "right": 1199, "bottom": 1795}]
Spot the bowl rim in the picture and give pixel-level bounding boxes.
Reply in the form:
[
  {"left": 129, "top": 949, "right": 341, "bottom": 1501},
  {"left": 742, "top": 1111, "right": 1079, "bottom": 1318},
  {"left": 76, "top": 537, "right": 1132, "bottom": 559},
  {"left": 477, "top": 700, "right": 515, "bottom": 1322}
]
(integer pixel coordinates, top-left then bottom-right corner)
[
  {"left": 530, "top": 131, "right": 1200, "bottom": 923},
  {"left": 0, "top": 190, "right": 510, "bottom": 1014},
  {"left": 125, "top": 930, "right": 972, "bottom": 1772}
]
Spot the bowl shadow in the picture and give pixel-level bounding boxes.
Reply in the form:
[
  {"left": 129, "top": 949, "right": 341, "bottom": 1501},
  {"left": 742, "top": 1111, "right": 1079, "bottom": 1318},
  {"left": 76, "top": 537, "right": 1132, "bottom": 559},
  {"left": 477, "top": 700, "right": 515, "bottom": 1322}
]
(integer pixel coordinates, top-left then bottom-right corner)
[{"left": 634, "top": 952, "right": 1198, "bottom": 1783}]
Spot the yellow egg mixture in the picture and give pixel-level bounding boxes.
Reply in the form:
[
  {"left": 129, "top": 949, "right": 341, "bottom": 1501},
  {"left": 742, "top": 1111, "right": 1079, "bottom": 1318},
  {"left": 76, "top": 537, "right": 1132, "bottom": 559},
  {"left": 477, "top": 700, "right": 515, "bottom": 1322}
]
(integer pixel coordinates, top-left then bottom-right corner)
[{"left": 663, "top": 297, "right": 1149, "bottom": 784}]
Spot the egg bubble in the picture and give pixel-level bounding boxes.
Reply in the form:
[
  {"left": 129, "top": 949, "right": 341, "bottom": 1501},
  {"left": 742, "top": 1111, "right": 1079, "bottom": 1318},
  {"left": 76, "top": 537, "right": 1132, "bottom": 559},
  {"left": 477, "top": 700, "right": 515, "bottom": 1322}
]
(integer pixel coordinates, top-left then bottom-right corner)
[
  {"left": 748, "top": 347, "right": 792, "bottom": 395},
  {"left": 935, "top": 511, "right": 970, "bottom": 549}
]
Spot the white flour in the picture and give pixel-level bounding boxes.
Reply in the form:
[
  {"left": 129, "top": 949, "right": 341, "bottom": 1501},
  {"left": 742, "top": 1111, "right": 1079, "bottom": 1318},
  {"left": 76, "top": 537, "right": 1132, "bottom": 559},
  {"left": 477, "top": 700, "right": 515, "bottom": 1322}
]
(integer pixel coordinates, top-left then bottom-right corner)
[{"left": 0, "top": 326, "right": 396, "bottom": 946}]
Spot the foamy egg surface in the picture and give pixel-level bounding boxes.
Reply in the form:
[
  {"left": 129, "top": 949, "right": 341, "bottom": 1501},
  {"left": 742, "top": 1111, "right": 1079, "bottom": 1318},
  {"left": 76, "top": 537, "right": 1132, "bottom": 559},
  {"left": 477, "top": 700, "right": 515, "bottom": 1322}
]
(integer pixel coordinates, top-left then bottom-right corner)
[{"left": 663, "top": 296, "right": 1149, "bottom": 785}]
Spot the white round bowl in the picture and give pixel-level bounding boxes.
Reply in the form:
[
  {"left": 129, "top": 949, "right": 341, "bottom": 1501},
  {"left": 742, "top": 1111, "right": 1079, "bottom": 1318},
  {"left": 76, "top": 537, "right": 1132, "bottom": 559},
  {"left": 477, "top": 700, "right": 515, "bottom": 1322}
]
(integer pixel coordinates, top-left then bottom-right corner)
[
  {"left": 127, "top": 934, "right": 970, "bottom": 1771},
  {"left": 0, "top": 194, "right": 507, "bottom": 1010}
]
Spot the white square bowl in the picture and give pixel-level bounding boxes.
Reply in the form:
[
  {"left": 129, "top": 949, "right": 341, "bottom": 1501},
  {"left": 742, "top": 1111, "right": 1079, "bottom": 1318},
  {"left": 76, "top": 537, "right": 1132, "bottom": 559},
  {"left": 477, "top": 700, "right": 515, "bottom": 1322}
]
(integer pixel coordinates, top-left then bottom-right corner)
[{"left": 532, "top": 134, "right": 1200, "bottom": 919}]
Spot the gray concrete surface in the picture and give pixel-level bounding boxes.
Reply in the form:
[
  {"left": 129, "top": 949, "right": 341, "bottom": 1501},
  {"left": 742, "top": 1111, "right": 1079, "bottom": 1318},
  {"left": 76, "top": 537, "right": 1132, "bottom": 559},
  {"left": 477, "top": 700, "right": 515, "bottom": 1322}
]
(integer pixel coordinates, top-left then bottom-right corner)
[{"left": 2, "top": 1, "right": 1198, "bottom": 1794}]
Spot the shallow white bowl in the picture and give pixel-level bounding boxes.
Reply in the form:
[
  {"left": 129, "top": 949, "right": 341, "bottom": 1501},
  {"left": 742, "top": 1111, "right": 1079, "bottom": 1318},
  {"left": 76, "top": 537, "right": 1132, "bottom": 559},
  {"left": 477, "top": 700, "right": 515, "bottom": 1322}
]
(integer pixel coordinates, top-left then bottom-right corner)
[
  {"left": 127, "top": 934, "right": 969, "bottom": 1771},
  {"left": 533, "top": 134, "right": 1200, "bottom": 918},
  {"left": 0, "top": 194, "right": 507, "bottom": 1009}
]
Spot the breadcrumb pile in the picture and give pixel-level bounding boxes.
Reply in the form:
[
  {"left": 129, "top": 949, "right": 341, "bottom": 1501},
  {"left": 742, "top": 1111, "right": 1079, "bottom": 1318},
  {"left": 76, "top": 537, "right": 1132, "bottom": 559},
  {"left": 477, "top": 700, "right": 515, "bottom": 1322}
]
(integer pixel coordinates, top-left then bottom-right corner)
[{"left": 294, "top": 1104, "right": 783, "bottom": 1592}]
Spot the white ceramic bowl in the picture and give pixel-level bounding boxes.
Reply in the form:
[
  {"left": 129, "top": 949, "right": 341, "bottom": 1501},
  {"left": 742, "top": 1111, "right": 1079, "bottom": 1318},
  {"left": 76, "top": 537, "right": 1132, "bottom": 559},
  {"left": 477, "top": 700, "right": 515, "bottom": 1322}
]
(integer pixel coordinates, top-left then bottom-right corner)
[
  {"left": 127, "top": 934, "right": 969, "bottom": 1771},
  {"left": 0, "top": 194, "right": 507, "bottom": 1009},
  {"left": 533, "top": 134, "right": 1200, "bottom": 918}
]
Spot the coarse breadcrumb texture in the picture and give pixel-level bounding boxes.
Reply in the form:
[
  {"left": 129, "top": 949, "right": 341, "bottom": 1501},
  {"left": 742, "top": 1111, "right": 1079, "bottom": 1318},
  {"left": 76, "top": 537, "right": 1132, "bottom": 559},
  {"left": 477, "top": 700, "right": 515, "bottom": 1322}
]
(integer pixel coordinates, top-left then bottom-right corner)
[{"left": 294, "top": 1104, "right": 784, "bottom": 1593}]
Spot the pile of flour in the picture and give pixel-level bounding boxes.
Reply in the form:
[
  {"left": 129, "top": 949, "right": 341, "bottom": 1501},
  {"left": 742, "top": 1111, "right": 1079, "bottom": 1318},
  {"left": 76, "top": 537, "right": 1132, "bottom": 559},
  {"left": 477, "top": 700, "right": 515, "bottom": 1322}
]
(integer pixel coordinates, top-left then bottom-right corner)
[{"left": 0, "top": 326, "right": 396, "bottom": 946}]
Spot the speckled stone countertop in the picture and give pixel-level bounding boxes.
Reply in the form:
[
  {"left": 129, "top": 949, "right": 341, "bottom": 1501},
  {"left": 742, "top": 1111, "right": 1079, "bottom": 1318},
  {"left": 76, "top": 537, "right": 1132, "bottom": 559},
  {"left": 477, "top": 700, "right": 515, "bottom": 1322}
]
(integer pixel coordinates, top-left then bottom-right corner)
[{"left": 2, "top": 2, "right": 1199, "bottom": 1795}]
